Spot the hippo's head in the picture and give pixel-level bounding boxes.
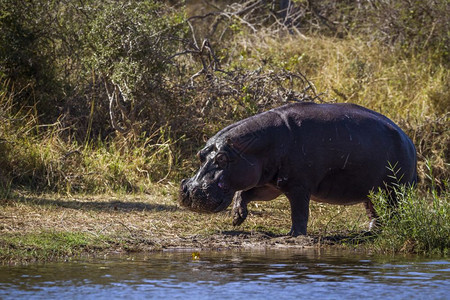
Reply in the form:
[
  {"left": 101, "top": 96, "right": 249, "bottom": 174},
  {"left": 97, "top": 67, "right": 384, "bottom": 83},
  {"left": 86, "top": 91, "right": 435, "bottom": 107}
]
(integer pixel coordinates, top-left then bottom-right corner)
[{"left": 179, "top": 135, "right": 263, "bottom": 213}]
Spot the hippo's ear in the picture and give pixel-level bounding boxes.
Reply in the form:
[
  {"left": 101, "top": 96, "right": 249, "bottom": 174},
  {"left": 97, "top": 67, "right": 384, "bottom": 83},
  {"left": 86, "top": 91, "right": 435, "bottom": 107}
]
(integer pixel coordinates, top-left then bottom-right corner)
[{"left": 197, "top": 144, "right": 214, "bottom": 163}]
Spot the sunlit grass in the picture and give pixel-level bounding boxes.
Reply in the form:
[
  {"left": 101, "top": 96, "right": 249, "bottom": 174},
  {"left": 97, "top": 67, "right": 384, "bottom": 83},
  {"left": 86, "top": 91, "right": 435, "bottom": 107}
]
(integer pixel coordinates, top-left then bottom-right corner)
[
  {"left": 230, "top": 33, "right": 448, "bottom": 121},
  {"left": 0, "top": 80, "right": 178, "bottom": 194},
  {"left": 370, "top": 167, "right": 449, "bottom": 255},
  {"left": 0, "top": 231, "right": 111, "bottom": 264}
]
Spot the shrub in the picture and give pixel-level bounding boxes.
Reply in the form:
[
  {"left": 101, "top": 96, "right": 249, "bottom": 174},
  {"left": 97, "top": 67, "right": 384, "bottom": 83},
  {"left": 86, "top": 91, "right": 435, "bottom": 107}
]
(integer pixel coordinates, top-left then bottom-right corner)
[{"left": 0, "top": 0, "right": 64, "bottom": 122}]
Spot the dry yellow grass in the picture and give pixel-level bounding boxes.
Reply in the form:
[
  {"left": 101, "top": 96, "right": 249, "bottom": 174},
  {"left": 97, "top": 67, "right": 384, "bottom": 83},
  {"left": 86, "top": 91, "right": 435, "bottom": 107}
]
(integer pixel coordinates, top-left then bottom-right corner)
[{"left": 233, "top": 32, "right": 448, "bottom": 121}]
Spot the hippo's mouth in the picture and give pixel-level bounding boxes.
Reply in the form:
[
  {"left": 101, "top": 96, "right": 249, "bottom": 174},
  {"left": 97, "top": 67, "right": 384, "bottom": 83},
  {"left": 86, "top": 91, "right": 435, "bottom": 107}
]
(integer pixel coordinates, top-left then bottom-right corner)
[
  {"left": 180, "top": 190, "right": 234, "bottom": 213},
  {"left": 179, "top": 179, "right": 234, "bottom": 213}
]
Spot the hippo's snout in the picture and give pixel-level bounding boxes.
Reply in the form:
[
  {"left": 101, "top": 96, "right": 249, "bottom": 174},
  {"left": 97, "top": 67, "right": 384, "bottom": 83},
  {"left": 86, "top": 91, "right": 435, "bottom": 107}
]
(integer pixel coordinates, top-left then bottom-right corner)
[
  {"left": 179, "top": 178, "right": 193, "bottom": 208},
  {"left": 179, "top": 177, "right": 233, "bottom": 213}
]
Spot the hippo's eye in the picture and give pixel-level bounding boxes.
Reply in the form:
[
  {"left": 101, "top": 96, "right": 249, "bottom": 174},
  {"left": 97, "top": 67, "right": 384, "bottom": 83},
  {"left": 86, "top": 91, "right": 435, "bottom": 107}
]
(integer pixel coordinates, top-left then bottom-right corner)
[{"left": 214, "top": 153, "right": 228, "bottom": 169}]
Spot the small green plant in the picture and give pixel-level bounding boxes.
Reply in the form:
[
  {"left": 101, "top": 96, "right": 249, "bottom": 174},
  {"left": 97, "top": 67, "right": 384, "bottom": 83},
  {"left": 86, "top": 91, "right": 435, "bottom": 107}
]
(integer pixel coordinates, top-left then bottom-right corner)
[{"left": 370, "top": 175, "right": 449, "bottom": 255}]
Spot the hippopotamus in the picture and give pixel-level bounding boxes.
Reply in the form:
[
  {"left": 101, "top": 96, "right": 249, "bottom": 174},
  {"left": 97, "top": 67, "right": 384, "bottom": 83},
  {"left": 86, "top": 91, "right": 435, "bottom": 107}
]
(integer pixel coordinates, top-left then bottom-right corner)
[{"left": 179, "top": 102, "right": 417, "bottom": 236}]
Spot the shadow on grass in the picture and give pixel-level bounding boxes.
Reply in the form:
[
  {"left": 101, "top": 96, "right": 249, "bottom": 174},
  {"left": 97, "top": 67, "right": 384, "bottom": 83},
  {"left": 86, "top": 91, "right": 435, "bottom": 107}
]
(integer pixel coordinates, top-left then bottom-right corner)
[{"left": 10, "top": 196, "right": 178, "bottom": 213}]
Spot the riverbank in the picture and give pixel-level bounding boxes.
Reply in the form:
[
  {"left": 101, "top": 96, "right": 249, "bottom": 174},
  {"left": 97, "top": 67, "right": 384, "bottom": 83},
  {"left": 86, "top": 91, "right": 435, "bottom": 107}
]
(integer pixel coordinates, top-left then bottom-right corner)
[{"left": 1, "top": 186, "right": 376, "bottom": 264}]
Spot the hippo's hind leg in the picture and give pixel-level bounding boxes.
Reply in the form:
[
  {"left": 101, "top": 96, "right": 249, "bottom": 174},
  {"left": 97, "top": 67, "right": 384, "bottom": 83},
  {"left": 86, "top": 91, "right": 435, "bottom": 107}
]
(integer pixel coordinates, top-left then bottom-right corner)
[
  {"left": 232, "top": 185, "right": 281, "bottom": 226},
  {"left": 364, "top": 200, "right": 380, "bottom": 230},
  {"left": 285, "top": 185, "right": 311, "bottom": 236},
  {"left": 365, "top": 182, "right": 407, "bottom": 231}
]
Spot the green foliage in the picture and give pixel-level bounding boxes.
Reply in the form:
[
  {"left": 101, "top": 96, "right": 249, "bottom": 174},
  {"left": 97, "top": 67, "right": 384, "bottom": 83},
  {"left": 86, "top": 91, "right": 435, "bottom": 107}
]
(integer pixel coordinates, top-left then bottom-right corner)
[
  {"left": 0, "top": 231, "right": 110, "bottom": 263},
  {"left": 0, "top": 0, "right": 63, "bottom": 121},
  {"left": 0, "top": 0, "right": 188, "bottom": 137},
  {"left": 370, "top": 178, "right": 449, "bottom": 255},
  {"left": 83, "top": 1, "right": 183, "bottom": 94}
]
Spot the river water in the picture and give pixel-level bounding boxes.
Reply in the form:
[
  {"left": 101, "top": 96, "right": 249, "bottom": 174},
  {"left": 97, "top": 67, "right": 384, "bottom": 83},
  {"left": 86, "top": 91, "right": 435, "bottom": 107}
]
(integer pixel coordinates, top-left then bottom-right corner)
[{"left": 0, "top": 249, "right": 449, "bottom": 299}]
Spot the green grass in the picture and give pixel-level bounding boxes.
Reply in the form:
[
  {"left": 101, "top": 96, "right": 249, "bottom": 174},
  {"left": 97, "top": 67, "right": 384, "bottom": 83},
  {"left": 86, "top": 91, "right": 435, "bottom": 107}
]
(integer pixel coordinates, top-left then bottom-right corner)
[
  {"left": 0, "top": 231, "right": 112, "bottom": 264},
  {"left": 370, "top": 181, "right": 449, "bottom": 255}
]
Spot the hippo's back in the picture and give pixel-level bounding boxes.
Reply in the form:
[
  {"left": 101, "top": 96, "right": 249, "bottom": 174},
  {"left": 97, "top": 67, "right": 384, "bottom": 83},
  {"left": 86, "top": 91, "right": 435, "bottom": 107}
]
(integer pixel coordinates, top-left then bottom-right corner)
[{"left": 274, "top": 102, "right": 417, "bottom": 202}]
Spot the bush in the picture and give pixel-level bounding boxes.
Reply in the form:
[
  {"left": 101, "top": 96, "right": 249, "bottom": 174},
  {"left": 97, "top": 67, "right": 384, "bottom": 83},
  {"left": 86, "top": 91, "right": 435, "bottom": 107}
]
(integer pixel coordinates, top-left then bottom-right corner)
[
  {"left": 284, "top": 0, "right": 449, "bottom": 63},
  {"left": 0, "top": 76, "right": 179, "bottom": 194},
  {"left": 362, "top": 0, "right": 449, "bottom": 63},
  {"left": 0, "top": 0, "right": 189, "bottom": 138},
  {"left": 0, "top": 0, "right": 64, "bottom": 122}
]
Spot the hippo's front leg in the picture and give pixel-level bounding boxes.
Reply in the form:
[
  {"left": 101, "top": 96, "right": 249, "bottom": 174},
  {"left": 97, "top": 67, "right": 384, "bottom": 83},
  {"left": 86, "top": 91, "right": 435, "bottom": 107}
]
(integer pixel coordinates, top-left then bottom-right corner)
[
  {"left": 285, "top": 185, "right": 311, "bottom": 236},
  {"left": 232, "top": 191, "right": 248, "bottom": 226},
  {"left": 232, "top": 185, "right": 282, "bottom": 226}
]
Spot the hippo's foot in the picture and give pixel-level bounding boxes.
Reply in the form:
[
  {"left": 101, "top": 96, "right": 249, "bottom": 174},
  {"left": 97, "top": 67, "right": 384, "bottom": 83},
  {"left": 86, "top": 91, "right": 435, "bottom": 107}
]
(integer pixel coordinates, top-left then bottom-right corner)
[
  {"left": 288, "top": 224, "right": 307, "bottom": 237},
  {"left": 232, "top": 202, "right": 248, "bottom": 226},
  {"left": 368, "top": 218, "right": 382, "bottom": 233},
  {"left": 288, "top": 229, "right": 301, "bottom": 237}
]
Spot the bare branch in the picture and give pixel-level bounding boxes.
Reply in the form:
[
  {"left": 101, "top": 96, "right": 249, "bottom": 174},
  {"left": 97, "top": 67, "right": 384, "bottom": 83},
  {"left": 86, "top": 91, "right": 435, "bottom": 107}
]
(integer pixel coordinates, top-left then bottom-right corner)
[{"left": 104, "top": 80, "right": 129, "bottom": 134}]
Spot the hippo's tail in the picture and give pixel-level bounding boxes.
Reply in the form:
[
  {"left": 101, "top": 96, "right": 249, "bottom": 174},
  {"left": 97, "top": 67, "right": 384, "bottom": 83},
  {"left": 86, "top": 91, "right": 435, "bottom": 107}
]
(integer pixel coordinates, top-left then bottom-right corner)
[{"left": 412, "top": 171, "right": 419, "bottom": 187}]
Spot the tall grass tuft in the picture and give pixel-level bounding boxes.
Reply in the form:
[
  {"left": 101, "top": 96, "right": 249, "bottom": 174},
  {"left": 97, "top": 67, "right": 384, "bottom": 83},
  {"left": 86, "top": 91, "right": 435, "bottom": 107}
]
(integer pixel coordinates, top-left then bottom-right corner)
[{"left": 370, "top": 166, "right": 449, "bottom": 255}]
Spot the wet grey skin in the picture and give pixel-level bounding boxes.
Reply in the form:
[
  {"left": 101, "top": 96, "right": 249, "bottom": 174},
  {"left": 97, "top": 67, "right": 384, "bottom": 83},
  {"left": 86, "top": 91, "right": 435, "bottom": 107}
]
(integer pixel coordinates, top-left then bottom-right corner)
[{"left": 179, "top": 102, "right": 417, "bottom": 236}]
